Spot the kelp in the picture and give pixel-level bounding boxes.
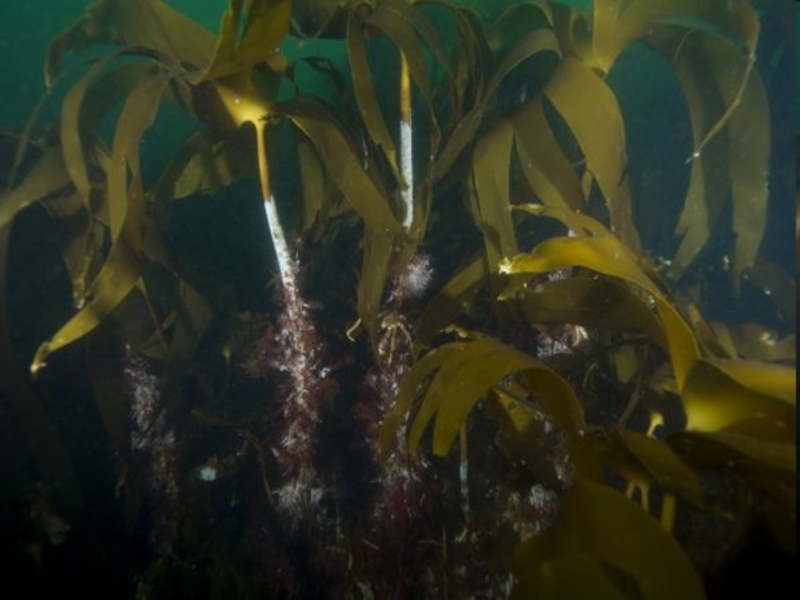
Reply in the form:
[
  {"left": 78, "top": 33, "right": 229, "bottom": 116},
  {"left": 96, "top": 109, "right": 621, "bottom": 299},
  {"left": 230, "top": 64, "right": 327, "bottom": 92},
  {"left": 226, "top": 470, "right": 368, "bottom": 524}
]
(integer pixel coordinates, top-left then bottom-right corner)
[
  {"left": 1, "top": 0, "right": 792, "bottom": 596},
  {"left": 512, "top": 480, "right": 705, "bottom": 600}
]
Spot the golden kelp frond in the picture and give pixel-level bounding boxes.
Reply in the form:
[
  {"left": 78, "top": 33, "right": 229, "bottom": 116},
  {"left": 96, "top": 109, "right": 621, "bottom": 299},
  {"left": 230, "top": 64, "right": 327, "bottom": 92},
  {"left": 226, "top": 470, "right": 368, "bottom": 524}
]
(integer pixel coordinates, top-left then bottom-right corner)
[
  {"left": 497, "top": 213, "right": 795, "bottom": 451},
  {"left": 512, "top": 480, "right": 705, "bottom": 600},
  {"left": 379, "top": 336, "right": 584, "bottom": 458},
  {"left": 30, "top": 76, "right": 168, "bottom": 376},
  {"left": 541, "top": 57, "right": 640, "bottom": 251},
  {"left": 512, "top": 95, "right": 584, "bottom": 212},
  {"left": 644, "top": 25, "right": 769, "bottom": 285}
]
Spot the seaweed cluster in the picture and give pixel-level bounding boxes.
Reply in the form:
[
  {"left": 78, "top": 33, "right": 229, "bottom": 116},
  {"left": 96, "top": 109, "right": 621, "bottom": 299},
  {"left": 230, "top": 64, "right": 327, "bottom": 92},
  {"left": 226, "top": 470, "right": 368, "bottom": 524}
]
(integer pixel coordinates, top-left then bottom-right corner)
[{"left": 0, "top": 0, "right": 795, "bottom": 598}]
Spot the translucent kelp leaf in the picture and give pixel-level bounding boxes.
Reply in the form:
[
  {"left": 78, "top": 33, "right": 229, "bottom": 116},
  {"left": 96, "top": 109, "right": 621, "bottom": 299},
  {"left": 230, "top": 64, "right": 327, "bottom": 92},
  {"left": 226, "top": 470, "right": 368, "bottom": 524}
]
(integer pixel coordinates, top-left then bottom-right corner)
[
  {"left": 513, "top": 479, "right": 705, "bottom": 600},
  {"left": 408, "top": 340, "right": 500, "bottom": 455},
  {"left": 407, "top": 338, "right": 584, "bottom": 457},
  {"left": 297, "top": 139, "right": 339, "bottom": 233},
  {"left": 681, "top": 359, "right": 795, "bottom": 443},
  {"left": 543, "top": 57, "right": 640, "bottom": 252},
  {"left": 725, "top": 46, "right": 769, "bottom": 286},
  {"left": 60, "top": 57, "right": 148, "bottom": 206},
  {"left": 471, "top": 118, "right": 517, "bottom": 267},
  {"left": 365, "top": 1, "right": 444, "bottom": 164},
  {"left": 416, "top": 256, "right": 488, "bottom": 349},
  {"left": 31, "top": 75, "right": 170, "bottom": 375},
  {"left": 0, "top": 149, "right": 72, "bottom": 235},
  {"left": 512, "top": 96, "right": 584, "bottom": 212},
  {"left": 200, "top": 0, "right": 290, "bottom": 82},
  {"left": 486, "top": 1, "right": 554, "bottom": 54},
  {"left": 383, "top": 0, "right": 451, "bottom": 75},
  {"left": 368, "top": 3, "right": 432, "bottom": 99}
]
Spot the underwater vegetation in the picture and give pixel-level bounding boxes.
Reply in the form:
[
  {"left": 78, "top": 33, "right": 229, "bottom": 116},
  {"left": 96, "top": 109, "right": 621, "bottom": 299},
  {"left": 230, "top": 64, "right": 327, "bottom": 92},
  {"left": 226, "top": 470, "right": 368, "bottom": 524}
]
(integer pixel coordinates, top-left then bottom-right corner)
[{"left": 0, "top": 0, "right": 795, "bottom": 597}]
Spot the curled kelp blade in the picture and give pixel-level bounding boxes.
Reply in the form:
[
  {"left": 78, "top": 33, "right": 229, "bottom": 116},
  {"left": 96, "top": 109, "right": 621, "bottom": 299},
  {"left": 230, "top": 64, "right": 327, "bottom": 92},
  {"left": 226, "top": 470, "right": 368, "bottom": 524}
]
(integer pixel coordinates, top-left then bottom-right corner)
[
  {"left": 645, "top": 25, "right": 769, "bottom": 286},
  {"left": 591, "top": 0, "right": 758, "bottom": 73},
  {"left": 403, "top": 338, "right": 584, "bottom": 457},
  {"left": 512, "top": 479, "right": 705, "bottom": 600},
  {"left": 377, "top": 342, "right": 462, "bottom": 462}
]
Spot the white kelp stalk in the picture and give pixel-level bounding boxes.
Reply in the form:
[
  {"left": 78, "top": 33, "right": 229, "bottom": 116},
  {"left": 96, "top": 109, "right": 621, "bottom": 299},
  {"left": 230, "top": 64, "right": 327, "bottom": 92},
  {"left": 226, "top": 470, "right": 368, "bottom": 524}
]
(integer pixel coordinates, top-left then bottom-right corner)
[
  {"left": 196, "top": 80, "right": 331, "bottom": 527},
  {"left": 252, "top": 119, "right": 332, "bottom": 523},
  {"left": 357, "top": 53, "right": 437, "bottom": 550},
  {"left": 399, "top": 53, "right": 414, "bottom": 232}
]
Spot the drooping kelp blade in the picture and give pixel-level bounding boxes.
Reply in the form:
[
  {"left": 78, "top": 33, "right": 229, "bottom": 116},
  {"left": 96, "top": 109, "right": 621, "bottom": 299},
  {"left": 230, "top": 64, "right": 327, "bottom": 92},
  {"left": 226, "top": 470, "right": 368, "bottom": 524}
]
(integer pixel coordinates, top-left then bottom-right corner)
[
  {"left": 31, "top": 75, "right": 170, "bottom": 374},
  {"left": 403, "top": 338, "right": 585, "bottom": 457},
  {"left": 471, "top": 118, "right": 517, "bottom": 267},
  {"left": 591, "top": 0, "right": 758, "bottom": 73},
  {"left": 46, "top": 0, "right": 216, "bottom": 86},
  {"left": 543, "top": 57, "right": 640, "bottom": 252},
  {"left": 646, "top": 25, "right": 769, "bottom": 285},
  {"left": 512, "top": 95, "right": 584, "bottom": 212},
  {"left": 512, "top": 480, "right": 705, "bottom": 600}
]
